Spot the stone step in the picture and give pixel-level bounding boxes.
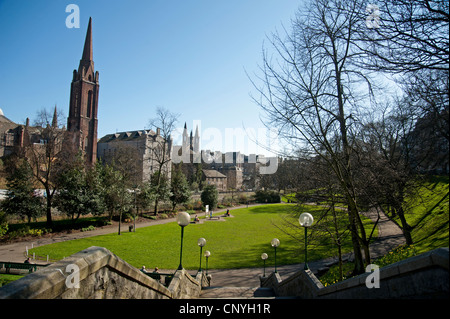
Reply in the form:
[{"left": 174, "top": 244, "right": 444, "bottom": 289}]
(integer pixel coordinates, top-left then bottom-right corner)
[{"left": 199, "top": 286, "right": 275, "bottom": 299}]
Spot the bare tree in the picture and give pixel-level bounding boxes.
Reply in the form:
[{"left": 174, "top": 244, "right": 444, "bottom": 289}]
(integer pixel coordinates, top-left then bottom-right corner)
[
  {"left": 147, "top": 107, "right": 178, "bottom": 214},
  {"left": 251, "top": 0, "right": 382, "bottom": 273},
  {"left": 24, "top": 107, "right": 76, "bottom": 228},
  {"left": 354, "top": 0, "right": 449, "bottom": 147},
  {"left": 355, "top": 0, "right": 448, "bottom": 74}
]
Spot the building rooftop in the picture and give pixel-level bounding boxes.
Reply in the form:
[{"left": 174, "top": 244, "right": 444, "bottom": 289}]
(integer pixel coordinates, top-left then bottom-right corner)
[{"left": 202, "top": 169, "right": 227, "bottom": 178}]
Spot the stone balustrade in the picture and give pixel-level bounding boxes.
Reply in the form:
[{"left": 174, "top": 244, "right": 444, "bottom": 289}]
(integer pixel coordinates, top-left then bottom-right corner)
[{"left": 0, "top": 246, "right": 209, "bottom": 299}]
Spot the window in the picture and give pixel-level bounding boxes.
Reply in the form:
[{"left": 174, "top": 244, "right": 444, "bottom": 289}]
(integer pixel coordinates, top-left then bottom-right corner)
[{"left": 87, "top": 90, "right": 93, "bottom": 118}]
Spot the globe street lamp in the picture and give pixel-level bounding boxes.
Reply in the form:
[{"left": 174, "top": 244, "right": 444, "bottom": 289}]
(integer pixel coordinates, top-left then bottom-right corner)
[
  {"left": 198, "top": 237, "right": 206, "bottom": 272},
  {"left": 261, "top": 253, "right": 268, "bottom": 277},
  {"left": 204, "top": 250, "right": 211, "bottom": 275},
  {"left": 299, "top": 212, "right": 314, "bottom": 270},
  {"left": 177, "top": 212, "right": 191, "bottom": 270},
  {"left": 271, "top": 238, "right": 280, "bottom": 273}
]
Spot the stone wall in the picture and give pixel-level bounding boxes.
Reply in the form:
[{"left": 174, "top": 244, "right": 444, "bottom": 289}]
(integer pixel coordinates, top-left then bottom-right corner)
[
  {"left": 260, "top": 269, "right": 323, "bottom": 298},
  {"left": 0, "top": 246, "right": 209, "bottom": 299},
  {"left": 261, "top": 247, "right": 449, "bottom": 299},
  {"left": 167, "top": 268, "right": 203, "bottom": 299}
]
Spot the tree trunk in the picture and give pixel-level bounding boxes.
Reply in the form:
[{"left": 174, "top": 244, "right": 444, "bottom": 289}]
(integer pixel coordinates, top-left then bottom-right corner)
[
  {"left": 154, "top": 198, "right": 159, "bottom": 216},
  {"left": 397, "top": 206, "right": 414, "bottom": 245},
  {"left": 347, "top": 207, "right": 365, "bottom": 275},
  {"left": 118, "top": 210, "right": 123, "bottom": 235},
  {"left": 45, "top": 187, "right": 53, "bottom": 229},
  {"left": 337, "top": 242, "right": 343, "bottom": 281}
]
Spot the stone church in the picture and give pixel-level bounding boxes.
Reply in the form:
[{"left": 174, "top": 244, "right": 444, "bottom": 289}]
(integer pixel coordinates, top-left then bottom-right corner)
[
  {"left": 67, "top": 17, "right": 99, "bottom": 166},
  {"left": 0, "top": 18, "right": 98, "bottom": 166}
]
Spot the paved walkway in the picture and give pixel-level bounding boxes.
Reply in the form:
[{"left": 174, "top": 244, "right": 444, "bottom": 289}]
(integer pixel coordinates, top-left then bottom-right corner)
[{"left": 1, "top": 205, "right": 405, "bottom": 289}]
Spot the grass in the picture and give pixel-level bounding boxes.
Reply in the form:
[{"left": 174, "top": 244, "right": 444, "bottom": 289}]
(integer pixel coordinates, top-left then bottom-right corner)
[
  {"left": 29, "top": 204, "right": 374, "bottom": 271},
  {"left": 402, "top": 175, "right": 449, "bottom": 254},
  {"left": 0, "top": 274, "right": 24, "bottom": 287},
  {"left": 26, "top": 175, "right": 450, "bottom": 275},
  {"left": 319, "top": 175, "right": 449, "bottom": 286}
]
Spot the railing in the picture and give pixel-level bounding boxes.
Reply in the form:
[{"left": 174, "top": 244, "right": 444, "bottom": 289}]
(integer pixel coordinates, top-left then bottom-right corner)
[{"left": 0, "top": 261, "right": 38, "bottom": 274}]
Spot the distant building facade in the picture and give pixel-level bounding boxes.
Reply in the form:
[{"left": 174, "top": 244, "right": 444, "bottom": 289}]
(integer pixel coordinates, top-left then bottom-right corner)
[
  {"left": 97, "top": 129, "right": 173, "bottom": 183},
  {"left": 174, "top": 124, "right": 269, "bottom": 191},
  {"left": 0, "top": 110, "right": 43, "bottom": 158},
  {"left": 202, "top": 169, "right": 227, "bottom": 192}
]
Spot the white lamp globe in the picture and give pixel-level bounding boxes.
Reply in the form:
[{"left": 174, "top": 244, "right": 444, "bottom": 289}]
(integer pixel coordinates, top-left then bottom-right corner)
[
  {"left": 271, "top": 238, "right": 280, "bottom": 248},
  {"left": 198, "top": 237, "right": 206, "bottom": 247},
  {"left": 204, "top": 250, "right": 211, "bottom": 257},
  {"left": 177, "top": 212, "right": 191, "bottom": 227},
  {"left": 299, "top": 213, "right": 314, "bottom": 227},
  {"left": 261, "top": 253, "right": 268, "bottom": 260}
]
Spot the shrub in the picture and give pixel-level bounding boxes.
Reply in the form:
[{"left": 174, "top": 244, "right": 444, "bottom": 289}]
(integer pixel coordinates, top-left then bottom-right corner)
[
  {"left": 0, "top": 223, "right": 9, "bottom": 237},
  {"left": 81, "top": 225, "right": 96, "bottom": 232},
  {"left": 201, "top": 185, "right": 219, "bottom": 210},
  {"left": 255, "top": 190, "right": 280, "bottom": 203}
]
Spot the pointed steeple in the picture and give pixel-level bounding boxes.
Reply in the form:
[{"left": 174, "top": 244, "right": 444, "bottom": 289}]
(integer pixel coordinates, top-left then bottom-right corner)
[
  {"left": 81, "top": 17, "right": 93, "bottom": 62},
  {"left": 78, "top": 17, "right": 95, "bottom": 80},
  {"left": 68, "top": 17, "right": 99, "bottom": 166},
  {"left": 182, "top": 122, "right": 189, "bottom": 148},
  {"left": 195, "top": 125, "right": 199, "bottom": 138},
  {"left": 193, "top": 125, "right": 200, "bottom": 153},
  {"left": 52, "top": 105, "right": 58, "bottom": 128}
]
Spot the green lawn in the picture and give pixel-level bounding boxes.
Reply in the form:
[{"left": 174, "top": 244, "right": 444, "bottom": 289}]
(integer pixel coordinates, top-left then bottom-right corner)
[
  {"left": 403, "top": 175, "right": 449, "bottom": 254},
  {"left": 0, "top": 274, "right": 24, "bottom": 287},
  {"left": 29, "top": 204, "right": 365, "bottom": 270},
  {"left": 28, "top": 175, "right": 448, "bottom": 273}
]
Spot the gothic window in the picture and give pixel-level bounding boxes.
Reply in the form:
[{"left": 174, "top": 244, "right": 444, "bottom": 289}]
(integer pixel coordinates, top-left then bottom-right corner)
[
  {"left": 74, "top": 95, "right": 79, "bottom": 117},
  {"left": 87, "top": 90, "right": 93, "bottom": 118}
]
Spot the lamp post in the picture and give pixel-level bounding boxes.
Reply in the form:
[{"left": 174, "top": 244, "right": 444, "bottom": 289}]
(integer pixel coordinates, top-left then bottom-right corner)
[
  {"left": 198, "top": 237, "right": 206, "bottom": 272},
  {"left": 271, "top": 238, "right": 280, "bottom": 273},
  {"left": 299, "top": 212, "right": 314, "bottom": 270},
  {"left": 204, "top": 250, "right": 211, "bottom": 275},
  {"left": 177, "top": 212, "right": 191, "bottom": 270},
  {"left": 261, "top": 253, "right": 268, "bottom": 277}
]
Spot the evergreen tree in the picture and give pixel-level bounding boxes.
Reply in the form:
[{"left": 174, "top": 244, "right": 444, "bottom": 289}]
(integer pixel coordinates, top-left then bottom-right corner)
[
  {"left": 150, "top": 170, "right": 171, "bottom": 214},
  {"left": 55, "top": 157, "right": 105, "bottom": 222},
  {"left": 170, "top": 164, "right": 191, "bottom": 210},
  {"left": 201, "top": 184, "right": 218, "bottom": 210},
  {"left": 2, "top": 159, "right": 43, "bottom": 223}
]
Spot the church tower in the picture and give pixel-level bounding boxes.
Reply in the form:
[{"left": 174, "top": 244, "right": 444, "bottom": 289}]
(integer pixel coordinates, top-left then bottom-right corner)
[{"left": 67, "top": 17, "right": 99, "bottom": 165}]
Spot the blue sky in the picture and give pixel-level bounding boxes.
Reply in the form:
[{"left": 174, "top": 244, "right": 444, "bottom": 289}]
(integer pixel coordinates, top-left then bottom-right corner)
[{"left": 0, "top": 0, "right": 302, "bottom": 156}]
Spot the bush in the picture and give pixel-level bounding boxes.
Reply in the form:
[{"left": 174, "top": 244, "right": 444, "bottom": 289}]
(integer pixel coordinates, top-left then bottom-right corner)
[
  {"left": 255, "top": 190, "right": 281, "bottom": 203},
  {"left": 238, "top": 194, "right": 248, "bottom": 204},
  {"left": 81, "top": 225, "right": 96, "bottom": 232},
  {"left": 6, "top": 226, "right": 50, "bottom": 239},
  {"left": 0, "top": 212, "right": 8, "bottom": 237},
  {"left": 201, "top": 185, "right": 219, "bottom": 210},
  {"left": 0, "top": 223, "right": 9, "bottom": 237}
]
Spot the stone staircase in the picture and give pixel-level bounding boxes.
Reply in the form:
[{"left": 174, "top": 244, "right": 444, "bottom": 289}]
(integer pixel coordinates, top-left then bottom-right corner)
[{"left": 199, "top": 286, "right": 275, "bottom": 299}]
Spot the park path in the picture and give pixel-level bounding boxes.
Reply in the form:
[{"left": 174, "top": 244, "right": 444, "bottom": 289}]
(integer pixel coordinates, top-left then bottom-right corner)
[{"left": 0, "top": 204, "right": 405, "bottom": 288}]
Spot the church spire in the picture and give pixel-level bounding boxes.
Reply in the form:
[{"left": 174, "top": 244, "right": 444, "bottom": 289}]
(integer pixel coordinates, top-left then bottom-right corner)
[
  {"left": 52, "top": 105, "right": 58, "bottom": 128},
  {"left": 78, "top": 17, "right": 95, "bottom": 80},
  {"left": 68, "top": 17, "right": 99, "bottom": 166},
  {"left": 81, "top": 17, "right": 93, "bottom": 62}
]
